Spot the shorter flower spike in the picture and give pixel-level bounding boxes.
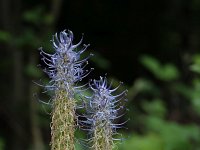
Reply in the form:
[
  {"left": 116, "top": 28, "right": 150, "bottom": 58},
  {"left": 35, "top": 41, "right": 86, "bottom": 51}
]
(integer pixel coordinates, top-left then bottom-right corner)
[{"left": 82, "top": 77, "right": 128, "bottom": 150}]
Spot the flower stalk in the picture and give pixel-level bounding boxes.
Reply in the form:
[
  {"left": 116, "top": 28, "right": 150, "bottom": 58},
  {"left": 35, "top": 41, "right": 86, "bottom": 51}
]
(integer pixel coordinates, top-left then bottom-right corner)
[
  {"left": 83, "top": 77, "right": 127, "bottom": 150},
  {"left": 50, "top": 89, "right": 76, "bottom": 150},
  {"left": 39, "top": 30, "right": 90, "bottom": 150}
]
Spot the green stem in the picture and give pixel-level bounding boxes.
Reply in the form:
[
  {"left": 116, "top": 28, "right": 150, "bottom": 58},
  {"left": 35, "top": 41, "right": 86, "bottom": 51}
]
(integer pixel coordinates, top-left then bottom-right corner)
[
  {"left": 92, "top": 121, "right": 114, "bottom": 150},
  {"left": 50, "top": 89, "right": 76, "bottom": 150}
]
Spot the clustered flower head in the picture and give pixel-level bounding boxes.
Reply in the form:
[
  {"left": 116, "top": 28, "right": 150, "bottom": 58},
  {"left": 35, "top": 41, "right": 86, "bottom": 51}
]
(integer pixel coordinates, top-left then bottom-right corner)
[
  {"left": 38, "top": 29, "right": 128, "bottom": 150},
  {"left": 81, "top": 77, "right": 127, "bottom": 150},
  {"left": 40, "top": 30, "right": 92, "bottom": 95}
]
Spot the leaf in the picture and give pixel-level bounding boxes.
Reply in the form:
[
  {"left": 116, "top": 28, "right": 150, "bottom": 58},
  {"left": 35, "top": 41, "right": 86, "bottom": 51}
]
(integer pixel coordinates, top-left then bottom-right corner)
[
  {"left": 0, "top": 30, "right": 11, "bottom": 43},
  {"left": 140, "top": 55, "right": 160, "bottom": 75},
  {"left": 144, "top": 116, "right": 200, "bottom": 150},
  {"left": 23, "top": 6, "right": 45, "bottom": 25},
  {"left": 142, "top": 99, "right": 166, "bottom": 118},
  {"left": 190, "top": 64, "right": 200, "bottom": 74},
  {"left": 117, "top": 133, "right": 163, "bottom": 150},
  {"left": 190, "top": 54, "right": 200, "bottom": 74},
  {"left": 140, "top": 55, "right": 180, "bottom": 81}
]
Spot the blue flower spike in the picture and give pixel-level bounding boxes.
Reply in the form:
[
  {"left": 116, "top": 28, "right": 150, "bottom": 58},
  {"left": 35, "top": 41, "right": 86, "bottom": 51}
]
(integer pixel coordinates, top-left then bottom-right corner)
[
  {"left": 83, "top": 76, "right": 128, "bottom": 150},
  {"left": 39, "top": 30, "right": 92, "bottom": 150}
]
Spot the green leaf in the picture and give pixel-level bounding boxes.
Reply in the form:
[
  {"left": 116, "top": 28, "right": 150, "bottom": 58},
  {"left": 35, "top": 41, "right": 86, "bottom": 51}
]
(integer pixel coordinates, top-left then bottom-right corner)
[
  {"left": 0, "top": 30, "right": 11, "bottom": 43},
  {"left": 140, "top": 55, "right": 160, "bottom": 75},
  {"left": 142, "top": 99, "right": 166, "bottom": 118},
  {"left": 190, "top": 64, "right": 200, "bottom": 74},
  {"left": 190, "top": 54, "right": 200, "bottom": 74},
  {"left": 140, "top": 55, "right": 180, "bottom": 81},
  {"left": 117, "top": 133, "right": 163, "bottom": 150},
  {"left": 144, "top": 116, "right": 200, "bottom": 150},
  {"left": 23, "top": 6, "right": 45, "bottom": 25}
]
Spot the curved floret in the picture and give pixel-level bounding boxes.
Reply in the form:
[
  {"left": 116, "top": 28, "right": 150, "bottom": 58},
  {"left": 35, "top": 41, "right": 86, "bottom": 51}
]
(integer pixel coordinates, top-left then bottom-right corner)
[
  {"left": 82, "top": 77, "right": 128, "bottom": 150},
  {"left": 39, "top": 30, "right": 92, "bottom": 95}
]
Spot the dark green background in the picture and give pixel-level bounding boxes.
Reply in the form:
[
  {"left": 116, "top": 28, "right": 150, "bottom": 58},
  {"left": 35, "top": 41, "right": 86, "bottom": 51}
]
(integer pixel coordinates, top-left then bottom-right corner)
[{"left": 0, "top": 0, "right": 200, "bottom": 149}]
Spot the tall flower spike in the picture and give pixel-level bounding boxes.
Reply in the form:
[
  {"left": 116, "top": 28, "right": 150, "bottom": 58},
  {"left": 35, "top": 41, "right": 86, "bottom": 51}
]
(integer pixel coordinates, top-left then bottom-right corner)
[
  {"left": 39, "top": 30, "right": 92, "bottom": 150},
  {"left": 83, "top": 77, "right": 128, "bottom": 150}
]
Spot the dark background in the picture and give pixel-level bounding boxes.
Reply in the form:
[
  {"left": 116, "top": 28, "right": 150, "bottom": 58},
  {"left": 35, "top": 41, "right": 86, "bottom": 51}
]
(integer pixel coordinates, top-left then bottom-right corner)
[{"left": 0, "top": 0, "right": 200, "bottom": 149}]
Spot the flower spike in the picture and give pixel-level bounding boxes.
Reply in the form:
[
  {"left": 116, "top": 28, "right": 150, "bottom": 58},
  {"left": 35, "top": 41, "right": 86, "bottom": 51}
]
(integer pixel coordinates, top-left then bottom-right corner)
[
  {"left": 83, "top": 77, "right": 128, "bottom": 150},
  {"left": 39, "top": 30, "right": 92, "bottom": 150}
]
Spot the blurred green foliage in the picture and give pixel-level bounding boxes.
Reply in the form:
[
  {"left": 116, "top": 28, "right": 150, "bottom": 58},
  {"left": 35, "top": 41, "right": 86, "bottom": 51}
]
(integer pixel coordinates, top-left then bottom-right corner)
[
  {"left": 140, "top": 55, "right": 180, "bottom": 81},
  {"left": 23, "top": 7, "right": 53, "bottom": 25},
  {"left": 72, "top": 54, "right": 200, "bottom": 150},
  {"left": 0, "top": 30, "right": 11, "bottom": 43},
  {"left": 190, "top": 54, "right": 200, "bottom": 74},
  {"left": 114, "top": 55, "right": 200, "bottom": 150},
  {"left": 0, "top": 138, "right": 5, "bottom": 150},
  {"left": 1, "top": 1, "right": 200, "bottom": 149},
  {"left": 118, "top": 120, "right": 200, "bottom": 150}
]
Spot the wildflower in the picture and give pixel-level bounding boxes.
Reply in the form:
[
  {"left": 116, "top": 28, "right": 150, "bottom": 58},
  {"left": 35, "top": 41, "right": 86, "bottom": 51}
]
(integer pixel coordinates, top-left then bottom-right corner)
[
  {"left": 82, "top": 77, "right": 128, "bottom": 150},
  {"left": 39, "top": 30, "right": 92, "bottom": 150}
]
